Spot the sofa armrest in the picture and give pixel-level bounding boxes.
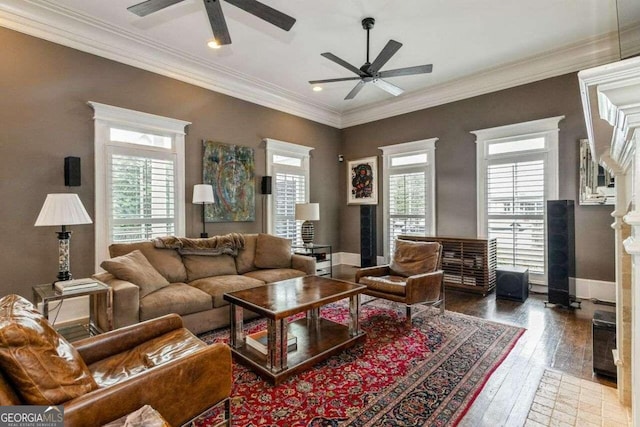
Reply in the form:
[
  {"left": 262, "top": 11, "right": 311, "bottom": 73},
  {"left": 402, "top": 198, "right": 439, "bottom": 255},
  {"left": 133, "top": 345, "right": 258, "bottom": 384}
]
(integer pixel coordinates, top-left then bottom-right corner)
[
  {"left": 406, "top": 270, "right": 444, "bottom": 303},
  {"left": 63, "top": 343, "right": 232, "bottom": 427},
  {"left": 291, "top": 254, "right": 316, "bottom": 275},
  {"left": 74, "top": 314, "right": 184, "bottom": 365},
  {"left": 355, "top": 265, "right": 391, "bottom": 283},
  {"left": 93, "top": 273, "right": 140, "bottom": 330}
]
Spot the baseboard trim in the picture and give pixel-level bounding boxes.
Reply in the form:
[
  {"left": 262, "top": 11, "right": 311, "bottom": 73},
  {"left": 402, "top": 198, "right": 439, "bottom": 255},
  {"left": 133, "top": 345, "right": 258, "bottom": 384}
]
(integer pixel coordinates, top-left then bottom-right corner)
[
  {"left": 36, "top": 295, "right": 89, "bottom": 326},
  {"left": 574, "top": 278, "right": 616, "bottom": 303},
  {"left": 333, "top": 252, "right": 385, "bottom": 267}
]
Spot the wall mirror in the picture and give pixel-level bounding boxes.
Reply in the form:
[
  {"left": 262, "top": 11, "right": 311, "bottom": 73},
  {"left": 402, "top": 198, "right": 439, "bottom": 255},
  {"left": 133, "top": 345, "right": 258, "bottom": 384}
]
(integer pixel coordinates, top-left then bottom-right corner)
[{"left": 579, "top": 139, "right": 615, "bottom": 205}]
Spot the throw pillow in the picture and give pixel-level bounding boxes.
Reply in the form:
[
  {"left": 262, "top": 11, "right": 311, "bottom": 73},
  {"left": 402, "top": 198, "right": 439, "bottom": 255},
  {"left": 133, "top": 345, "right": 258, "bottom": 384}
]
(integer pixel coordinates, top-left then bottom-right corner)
[
  {"left": 254, "top": 233, "right": 291, "bottom": 269},
  {"left": 0, "top": 294, "right": 98, "bottom": 405},
  {"left": 389, "top": 239, "right": 440, "bottom": 277},
  {"left": 101, "top": 250, "right": 170, "bottom": 298}
]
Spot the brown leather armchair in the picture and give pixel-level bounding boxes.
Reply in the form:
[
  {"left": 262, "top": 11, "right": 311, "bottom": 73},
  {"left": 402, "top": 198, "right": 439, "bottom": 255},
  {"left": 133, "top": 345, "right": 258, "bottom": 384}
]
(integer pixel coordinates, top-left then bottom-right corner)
[
  {"left": 0, "top": 295, "right": 231, "bottom": 427},
  {"left": 356, "top": 239, "right": 445, "bottom": 323}
]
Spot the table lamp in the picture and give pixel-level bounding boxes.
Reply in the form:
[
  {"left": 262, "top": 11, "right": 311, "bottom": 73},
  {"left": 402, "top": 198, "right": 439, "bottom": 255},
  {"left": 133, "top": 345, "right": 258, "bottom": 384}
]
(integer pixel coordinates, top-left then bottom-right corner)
[
  {"left": 193, "top": 184, "right": 215, "bottom": 238},
  {"left": 34, "top": 193, "right": 93, "bottom": 282},
  {"left": 295, "top": 203, "right": 320, "bottom": 245}
]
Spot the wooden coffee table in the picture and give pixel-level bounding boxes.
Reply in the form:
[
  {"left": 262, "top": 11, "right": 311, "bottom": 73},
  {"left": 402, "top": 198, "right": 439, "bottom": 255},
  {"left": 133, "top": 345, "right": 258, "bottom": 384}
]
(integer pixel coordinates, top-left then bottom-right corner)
[{"left": 224, "top": 275, "right": 366, "bottom": 385}]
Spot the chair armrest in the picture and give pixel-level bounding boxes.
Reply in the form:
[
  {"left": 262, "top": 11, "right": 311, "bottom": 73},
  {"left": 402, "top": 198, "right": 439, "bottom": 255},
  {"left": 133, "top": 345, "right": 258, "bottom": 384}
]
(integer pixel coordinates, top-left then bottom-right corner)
[
  {"left": 92, "top": 273, "right": 140, "bottom": 330},
  {"left": 74, "top": 314, "right": 184, "bottom": 365},
  {"left": 292, "top": 254, "right": 316, "bottom": 275},
  {"left": 63, "top": 343, "right": 232, "bottom": 427},
  {"left": 406, "top": 270, "right": 444, "bottom": 303},
  {"left": 355, "top": 265, "right": 390, "bottom": 283}
]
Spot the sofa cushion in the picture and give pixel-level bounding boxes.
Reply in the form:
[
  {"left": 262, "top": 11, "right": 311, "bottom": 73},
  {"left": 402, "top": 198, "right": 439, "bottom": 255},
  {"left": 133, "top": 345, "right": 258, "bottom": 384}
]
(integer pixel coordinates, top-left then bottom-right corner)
[
  {"left": 190, "top": 275, "right": 265, "bottom": 308},
  {"left": 139, "top": 283, "right": 212, "bottom": 322},
  {"left": 0, "top": 295, "right": 98, "bottom": 405},
  {"left": 235, "top": 233, "right": 258, "bottom": 274},
  {"left": 243, "top": 268, "right": 306, "bottom": 284},
  {"left": 89, "top": 328, "right": 206, "bottom": 388},
  {"left": 389, "top": 239, "right": 440, "bottom": 277},
  {"left": 109, "top": 241, "right": 187, "bottom": 283},
  {"left": 182, "top": 254, "right": 237, "bottom": 282},
  {"left": 254, "top": 233, "right": 291, "bottom": 269},
  {"left": 101, "top": 250, "right": 171, "bottom": 299}
]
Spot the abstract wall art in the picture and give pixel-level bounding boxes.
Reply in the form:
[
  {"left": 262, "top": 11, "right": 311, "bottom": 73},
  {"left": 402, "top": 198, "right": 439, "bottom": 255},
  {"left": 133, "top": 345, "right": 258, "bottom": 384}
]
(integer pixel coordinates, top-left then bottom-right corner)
[
  {"left": 203, "top": 141, "right": 255, "bottom": 222},
  {"left": 347, "top": 156, "right": 378, "bottom": 205}
]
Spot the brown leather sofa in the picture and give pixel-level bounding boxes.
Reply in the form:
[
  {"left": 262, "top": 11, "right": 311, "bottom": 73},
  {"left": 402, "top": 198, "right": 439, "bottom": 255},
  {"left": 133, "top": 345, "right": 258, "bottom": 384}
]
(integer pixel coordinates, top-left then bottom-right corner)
[{"left": 0, "top": 295, "right": 231, "bottom": 427}]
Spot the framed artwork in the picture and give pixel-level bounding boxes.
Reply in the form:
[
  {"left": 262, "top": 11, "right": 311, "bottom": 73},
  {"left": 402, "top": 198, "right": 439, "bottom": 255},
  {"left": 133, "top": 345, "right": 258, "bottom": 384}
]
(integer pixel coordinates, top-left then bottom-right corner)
[
  {"left": 347, "top": 156, "right": 378, "bottom": 205},
  {"left": 203, "top": 141, "right": 255, "bottom": 222}
]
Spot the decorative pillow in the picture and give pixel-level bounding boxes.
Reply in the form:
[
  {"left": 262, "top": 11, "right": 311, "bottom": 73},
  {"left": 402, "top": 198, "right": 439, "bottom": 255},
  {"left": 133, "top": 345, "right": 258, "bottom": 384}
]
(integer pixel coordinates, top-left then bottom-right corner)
[
  {"left": 235, "top": 234, "right": 258, "bottom": 274},
  {"left": 254, "top": 233, "right": 292, "bottom": 269},
  {"left": 389, "top": 239, "right": 441, "bottom": 277},
  {"left": 101, "top": 250, "right": 170, "bottom": 298},
  {"left": 108, "top": 241, "right": 187, "bottom": 283},
  {"left": 182, "top": 254, "right": 238, "bottom": 282},
  {"left": 0, "top": 294, "right": 98, "bottom": 405}
]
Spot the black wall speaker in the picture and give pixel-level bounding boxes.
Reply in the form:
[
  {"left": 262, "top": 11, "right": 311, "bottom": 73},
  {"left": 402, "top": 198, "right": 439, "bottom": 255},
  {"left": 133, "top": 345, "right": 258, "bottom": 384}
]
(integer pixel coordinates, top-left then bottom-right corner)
[
  {"left": 360, "top": 205, "right": 377, "bottom": 267},
  {"left": 64, "top": 156, "right": 81, "bottom": 187},
  {"left": 496, "top": 266, "right": 529, "bottom": 302},
  {"left": 261, "top": 176, "right": 272, "bottom": 195},
  {"left": 546, "top": 200, "right": 576, "bottom": 307}
]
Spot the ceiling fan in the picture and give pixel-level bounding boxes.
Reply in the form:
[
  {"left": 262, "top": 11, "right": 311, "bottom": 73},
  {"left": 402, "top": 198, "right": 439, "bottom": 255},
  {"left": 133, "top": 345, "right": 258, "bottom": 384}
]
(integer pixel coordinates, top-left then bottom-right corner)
[
  {"left": 127, "top": 0, "right": 296, "bottom": 46},
  {"left": 309, "top": 17, "right": 433, "bottom": 100}
]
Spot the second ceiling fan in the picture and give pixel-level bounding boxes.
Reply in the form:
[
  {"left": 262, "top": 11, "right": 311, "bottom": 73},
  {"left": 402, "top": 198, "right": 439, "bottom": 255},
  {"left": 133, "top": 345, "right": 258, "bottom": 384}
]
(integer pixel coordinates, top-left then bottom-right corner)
[
  {"left": 310, "top": 17, "right": 433, "bottom": 100},
  {"left": 127, "top": 0, "right": 295, "bottom": 46}
]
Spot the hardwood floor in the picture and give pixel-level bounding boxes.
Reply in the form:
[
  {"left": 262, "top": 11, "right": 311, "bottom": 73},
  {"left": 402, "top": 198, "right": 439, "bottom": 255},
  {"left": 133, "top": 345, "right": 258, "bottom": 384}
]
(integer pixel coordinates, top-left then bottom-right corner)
[{"left": 333, "top": 265, "right": 617, "bottom": 426}]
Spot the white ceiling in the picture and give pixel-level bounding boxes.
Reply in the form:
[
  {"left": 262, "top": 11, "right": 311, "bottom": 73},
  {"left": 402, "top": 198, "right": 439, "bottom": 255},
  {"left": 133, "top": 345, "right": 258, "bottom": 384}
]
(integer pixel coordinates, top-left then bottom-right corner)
[{"left": 0, "top": 0, "right": 626, "bottom": 127}]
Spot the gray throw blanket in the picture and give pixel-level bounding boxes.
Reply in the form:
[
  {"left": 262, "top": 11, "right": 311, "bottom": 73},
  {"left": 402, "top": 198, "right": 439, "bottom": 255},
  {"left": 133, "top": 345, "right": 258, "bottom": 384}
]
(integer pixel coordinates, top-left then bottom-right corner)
[{"left": 153, "top": 233, "right": 245, "bottom": 256}]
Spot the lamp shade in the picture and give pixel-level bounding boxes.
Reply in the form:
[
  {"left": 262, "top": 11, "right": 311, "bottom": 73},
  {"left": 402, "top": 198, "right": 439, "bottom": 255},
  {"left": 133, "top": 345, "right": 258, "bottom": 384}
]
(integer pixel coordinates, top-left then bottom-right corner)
[
  {"left": 193, "top": 184, "right": 215, "bottom": 204},
  {"left": 34, "top": 194, "right": 92, "bottom": 226},
  {"left": 295, "top": 203, "right": 320, "bottom": 221}
]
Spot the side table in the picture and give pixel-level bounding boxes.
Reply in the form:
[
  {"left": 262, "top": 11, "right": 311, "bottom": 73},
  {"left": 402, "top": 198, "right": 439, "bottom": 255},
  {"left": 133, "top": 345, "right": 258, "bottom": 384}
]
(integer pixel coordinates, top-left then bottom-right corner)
[
  {"left": 292, "top": 244, "right": 332, "bottom": 277},
  {"left": 32, "top": 280, "right": 113, "bottom": 342}
]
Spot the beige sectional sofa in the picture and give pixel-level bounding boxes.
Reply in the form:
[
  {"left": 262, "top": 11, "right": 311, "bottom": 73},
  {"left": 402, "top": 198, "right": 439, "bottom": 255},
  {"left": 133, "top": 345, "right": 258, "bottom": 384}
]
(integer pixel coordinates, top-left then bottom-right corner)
[{"left": 94, "top": 233, "right": 315, "bottom": 334}]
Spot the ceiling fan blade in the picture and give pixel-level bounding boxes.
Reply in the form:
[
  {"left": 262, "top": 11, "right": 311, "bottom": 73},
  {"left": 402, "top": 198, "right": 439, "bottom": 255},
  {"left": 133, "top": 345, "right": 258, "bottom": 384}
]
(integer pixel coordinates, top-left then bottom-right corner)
[
  {"left": 368, "top": 40, "right": 402, "bottom": 74},
  {"left": 379, "top": 64, "right": 433, "bottom": 78},
  {"left": 372, "top": 78, "right": 404, "bottom": 96},
  {"left": 224, "top": 0, "right": 296, "bottom": 30},
  {"left": 127, "top": 0, "right": 184, "bottom": 16},
  {"left": 203, "top": 0, "right": 232, "bottom": 45},
  {"left": 345, "top": 80, "right": 367, "bottom": 100},
  {"left": 321, "top": 53, "right": 367, "bottom": 77},
  {"left": 309, "top": 77, "right": 362, "bottom": 84}
]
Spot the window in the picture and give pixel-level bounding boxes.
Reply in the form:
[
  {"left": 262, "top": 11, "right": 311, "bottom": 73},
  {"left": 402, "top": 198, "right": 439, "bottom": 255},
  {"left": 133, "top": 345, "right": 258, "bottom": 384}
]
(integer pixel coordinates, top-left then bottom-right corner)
[
  {"left": 90, "top": 102, "right": 190, "bottom": 271},
  {"left": 473, "top": 116, "right": 564, "bottom": 284},
  {"left": 380, "top": 139, "right": 437, "bottom": 261},
  {"left": 264, "top": 138, "right": 313, "bottom": 246}
]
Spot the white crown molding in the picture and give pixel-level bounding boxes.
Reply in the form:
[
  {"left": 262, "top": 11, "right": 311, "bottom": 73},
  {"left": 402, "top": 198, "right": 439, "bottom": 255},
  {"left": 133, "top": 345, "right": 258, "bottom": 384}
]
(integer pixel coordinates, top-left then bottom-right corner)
[{"left": 0, "top": 0, "right": 624, "bottom": 130}]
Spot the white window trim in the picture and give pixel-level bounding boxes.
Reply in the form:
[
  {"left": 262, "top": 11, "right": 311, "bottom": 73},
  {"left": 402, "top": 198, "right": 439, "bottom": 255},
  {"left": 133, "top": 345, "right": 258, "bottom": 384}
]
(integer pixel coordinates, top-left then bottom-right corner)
[
  {"left": 263, "top": 138, "right": 313, "bottom": 235},
  {"left": 379, "top": 138, "right": 438, "bottom": 262},
  {"left": 472, "top": 115, "right": 564, "bottom": 283},
  {"left": 89, "top": 101, "right": 190, "bottom": 272}
]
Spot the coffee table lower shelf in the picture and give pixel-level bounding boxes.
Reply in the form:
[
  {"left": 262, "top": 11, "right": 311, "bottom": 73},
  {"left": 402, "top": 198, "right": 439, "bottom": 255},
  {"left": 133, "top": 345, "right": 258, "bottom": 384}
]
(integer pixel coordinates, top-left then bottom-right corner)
[{"left": 231, "top": 317, "right": 366, "bottom": 385}]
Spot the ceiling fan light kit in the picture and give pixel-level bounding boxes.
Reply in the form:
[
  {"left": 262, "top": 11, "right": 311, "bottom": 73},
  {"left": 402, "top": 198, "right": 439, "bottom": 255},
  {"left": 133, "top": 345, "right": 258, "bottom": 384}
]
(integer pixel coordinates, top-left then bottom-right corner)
[
  {"left": 127, "top": 0, "right": 296, "bottom": 46},
  {"left": 309, "top": 17, "right": 433, "bottom": 100}
]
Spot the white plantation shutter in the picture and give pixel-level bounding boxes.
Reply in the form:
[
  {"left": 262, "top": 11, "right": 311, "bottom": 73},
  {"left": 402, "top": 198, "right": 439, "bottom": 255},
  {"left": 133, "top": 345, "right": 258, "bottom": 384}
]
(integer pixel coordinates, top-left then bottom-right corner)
[
  {"left": 274, "top": 171, "right": 306, "bottom": 245},
  {"left": 388, "top": 171, "right": 427, "bottom": 254},
  {"left": 487, "top": 159, "right": 545, "bottom": 273},
  {"left": 109, "top": 151, "right": 177, "bottom": 242}
]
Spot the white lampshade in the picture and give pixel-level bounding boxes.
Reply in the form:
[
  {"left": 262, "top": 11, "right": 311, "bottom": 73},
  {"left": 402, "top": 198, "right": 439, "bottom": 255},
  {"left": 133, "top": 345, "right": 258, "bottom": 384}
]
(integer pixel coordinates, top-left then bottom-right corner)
[
  {"left": 34, "top": 194, "right": 92, "bottom": 226},
  {"left": 193, "top": 184, "right": 215, "bottom": 204},
  {"left": 295, "top": 203, "right": 320, "bottom": 221}
]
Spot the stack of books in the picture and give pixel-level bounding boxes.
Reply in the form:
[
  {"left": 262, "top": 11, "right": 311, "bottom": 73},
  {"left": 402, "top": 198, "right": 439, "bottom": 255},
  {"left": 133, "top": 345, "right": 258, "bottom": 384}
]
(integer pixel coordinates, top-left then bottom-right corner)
[
  {"left": 54, "top": 278, "right": 102, "bottom": 293},
  {"left": 245, "top": 330, "right": 297, "bottom": 355}
]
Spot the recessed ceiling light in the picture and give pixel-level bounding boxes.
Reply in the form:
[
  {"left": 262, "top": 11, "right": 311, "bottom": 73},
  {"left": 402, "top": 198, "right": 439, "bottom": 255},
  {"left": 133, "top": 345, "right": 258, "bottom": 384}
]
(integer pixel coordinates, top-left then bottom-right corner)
[
  {"left": 313, "top": 86, "right": 323, "bottom": 92},
  {"left": 207, "top": 39, "right": 221, "bottom": 49}
]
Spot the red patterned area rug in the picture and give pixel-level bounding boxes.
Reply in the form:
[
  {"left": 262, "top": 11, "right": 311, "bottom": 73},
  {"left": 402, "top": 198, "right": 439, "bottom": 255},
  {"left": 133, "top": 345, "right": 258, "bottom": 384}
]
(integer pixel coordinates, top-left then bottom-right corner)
[{"left": 197, "top": 300, "right": 524, "bottom": 427}]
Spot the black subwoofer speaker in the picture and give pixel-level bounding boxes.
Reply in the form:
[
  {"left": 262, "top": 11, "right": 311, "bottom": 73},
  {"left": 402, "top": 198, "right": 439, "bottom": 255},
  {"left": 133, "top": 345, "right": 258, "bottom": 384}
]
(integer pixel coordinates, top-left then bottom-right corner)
[
  {"left": 64, "top": 156, "right": 81, "bottom": 187},
  {"left": 546, "top": 200, "right": 576, "bottom": 307},
  {"left": 496, "top": 266, "right": 529, "bottom": 302},
  {"left": 360, "top": 205, "right": 377, "bottom": 267}
]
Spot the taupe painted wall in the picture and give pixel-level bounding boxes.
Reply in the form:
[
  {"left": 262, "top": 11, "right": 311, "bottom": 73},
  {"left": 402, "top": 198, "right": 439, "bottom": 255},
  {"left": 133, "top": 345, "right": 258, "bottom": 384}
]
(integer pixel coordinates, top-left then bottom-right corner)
[
  {"left": 341, "top": 73, "right": 615, "bottom": 282},
  {"left": 0, "top": 28, "right": 341, "bottom": 298}
]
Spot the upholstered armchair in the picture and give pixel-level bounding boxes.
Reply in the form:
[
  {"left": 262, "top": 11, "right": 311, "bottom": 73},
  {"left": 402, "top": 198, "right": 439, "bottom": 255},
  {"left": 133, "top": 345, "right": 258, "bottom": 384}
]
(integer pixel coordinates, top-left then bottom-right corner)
[
  {"left": 0, "top": 295, "right": 231, "bottom": 427},
  {"left": 356, "top": 239, "right": 445, "bottom": 323}
]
